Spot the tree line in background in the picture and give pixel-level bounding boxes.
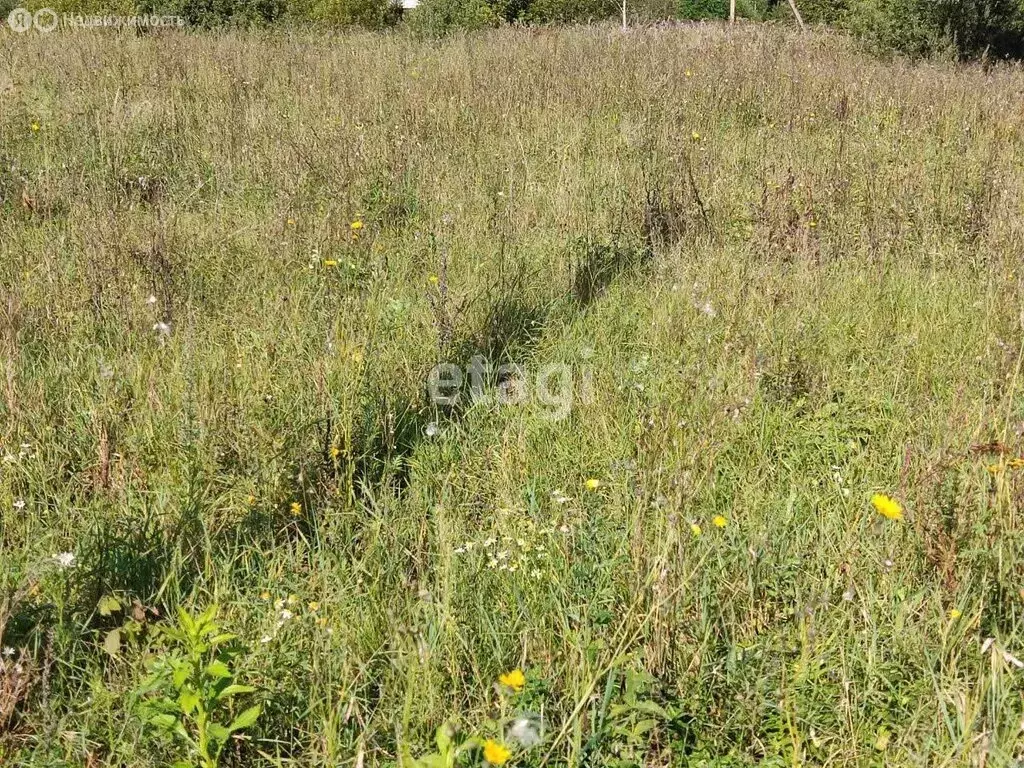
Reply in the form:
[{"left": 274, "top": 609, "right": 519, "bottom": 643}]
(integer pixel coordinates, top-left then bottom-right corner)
[{"left": 5, "top": 0, "right": 1024, "bottom": 59}]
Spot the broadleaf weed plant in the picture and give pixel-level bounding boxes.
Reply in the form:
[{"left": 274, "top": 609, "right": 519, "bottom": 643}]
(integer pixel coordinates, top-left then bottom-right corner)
[{"left": 133, "top": 605, "right": 261, "bottom": 768}]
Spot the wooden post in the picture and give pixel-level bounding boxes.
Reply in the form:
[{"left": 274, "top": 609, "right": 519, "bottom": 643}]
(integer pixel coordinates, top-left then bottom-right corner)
[
  {"left": 787, "top": 0, "right": 805, "bottom": 29},
  {"left": 729, "top": 0, "right": 735, "bottom": 23},
  {"left": 621, "top": 0, "right": 627, "bottom": 28}
]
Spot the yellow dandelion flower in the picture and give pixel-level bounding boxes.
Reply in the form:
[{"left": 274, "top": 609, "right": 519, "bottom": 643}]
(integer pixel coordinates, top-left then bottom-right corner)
[
  {"left": 247, "top": 494, "right": 257, "bottom": 506},
  {"left": 690, "top": 522, "right": 702, "bottom": 536},
  {"left": 428, "top": 274, "right": 440, "bottom": 285},
  {"left": 691, "top": 130, "right": 701, "bottom": 142},
  {"left": 498, "top": 668, "right": 526, "bottom": 692},
  {"left": 287, "top": 594, "right": 299, "bottom": 606},
  {"left": 286, "top": 217, "right": 295, "bottom": 227},
  {"left": 988, "top": 463, "right": 1003, "bottom": 474},
  {"left": 1009, "top": 457, "right": 1024, "bottom": 469},
  {"left": 330, "top": 445, "right": 341, "bottom": 460},
  {"left": 584, "top": 478, "right": 601, "bottom": 491},
  {"left": 949, "top": 608, "right": 962, "bottom": 620},
  {"left": 712, "top": 515, "right": 727, "bottom": 528},
  {"left": 323, "top": 259, "right": 338, "bottom": 268},
  {"left": 259, "top": 591, "right": 271, "bottom": 601},
  {"left": 350, "top": 220, "right": 364, "bottom": 231},
  {"left": 30, "top": 122, "right": 40, "bottom": 132},
  {"left": 483, "top": 740, "right": 511, "bottom": 766},
  {"left": 290, "top": 501, "right": 302, "bottom": 517},
  {"left": 308, "top": 601, "right": 320, "bottom": 612},
  {"left": 685, "top": 69, "right": 693, "bottom": 77},
  {"left": 871, "top": 494, "right": 903, "bottom": 521}
]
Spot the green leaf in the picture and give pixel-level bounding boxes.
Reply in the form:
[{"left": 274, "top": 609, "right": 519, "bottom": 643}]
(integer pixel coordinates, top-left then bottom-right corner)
[
  {"left": 631, "top": 700, "right": 669, "bottom": 718},
  {"left": 633, "top": 718, "right": 659, "bottom": 736},
  {"left": 435, "top": 724, "right": 453, "bottom": 754},
  {"left": 228, "top": 704, "right": 261, "bottom": 732},
  {"left": 216, "top": 684, "right": 256, "bottom": 700},
  {"left": 147, "top": 713, "right": 179, "bottom": 731},
  {"left": 102, "top": 628, "right": 121, "bottom": 657},
  {"left": 160, "top": 627, "right": 186, "bottom": 646},
  {"left": 207, "top": 721, "right": 231, "bottom": 745},
  {"left": 875, "top": 727, "right": 891, "bottom": 751},
  {"left": 137, "top": 704, "right": 168, "bottom": 725},
  {"left": 178, "top": 690, "right": 200, "bottom": 714},
  {"left": 196, "top": 604, "right": 219, "bottom": 634},
  {"left": 205, "top": 660, "right": 231, "bottom": 679},
  {"left": 172, "top": 661, "right": 190, "bottom": 689},
  {"left": 98, "top": 594, "right": 122, "bottom": 616},
  {"left": 176, "top": 607, "right": 196, "bottom": 635}
]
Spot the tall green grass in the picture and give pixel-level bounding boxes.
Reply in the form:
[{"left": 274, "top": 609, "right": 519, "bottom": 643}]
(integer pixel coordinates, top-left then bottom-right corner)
[{"left": 2, "top": 22, "right": 1024, "bottom": 767}]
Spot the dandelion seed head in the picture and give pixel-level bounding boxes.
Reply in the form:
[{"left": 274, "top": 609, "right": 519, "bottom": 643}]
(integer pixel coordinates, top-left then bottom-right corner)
[
  {"left": 507, "top": 714, "right": 544, "bottom": 749},
  {"left": 51, "top": 552, "right": 76, "bottom": 569}
]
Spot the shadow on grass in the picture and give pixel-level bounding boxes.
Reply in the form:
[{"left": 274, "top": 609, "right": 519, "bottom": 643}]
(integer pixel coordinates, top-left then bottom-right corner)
[{"left": 570, "top": 237, "right": 650, "bottom": 309}]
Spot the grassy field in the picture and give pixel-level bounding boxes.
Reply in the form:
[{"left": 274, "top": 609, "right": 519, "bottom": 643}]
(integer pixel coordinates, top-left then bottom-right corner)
[{"left": 3, "top": 21, "right": 1024, "bottom": 767}]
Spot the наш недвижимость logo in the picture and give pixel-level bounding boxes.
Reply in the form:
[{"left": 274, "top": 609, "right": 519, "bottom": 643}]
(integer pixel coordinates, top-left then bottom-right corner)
[
  {"left": 6, "top": 8, "right": 185, "bottom": 31},
  {"left": 7, "top": 8, "right": 59, "bottom": 32},
  {"left": 6, "top": 8, "right": 33, "bottom": 32},
  {"left": 33, "top": 8, "right": 58, "bottom": 32}
]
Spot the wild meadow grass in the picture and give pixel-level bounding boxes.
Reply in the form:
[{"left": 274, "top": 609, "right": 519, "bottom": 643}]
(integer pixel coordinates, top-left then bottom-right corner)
[{"left": 2, "top": 20, "right": 1024, "bottom": 767}]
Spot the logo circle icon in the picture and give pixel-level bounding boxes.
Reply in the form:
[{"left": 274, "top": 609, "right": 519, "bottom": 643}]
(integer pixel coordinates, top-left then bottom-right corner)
[
  {"left": 6, "top": 7, "right": 33, "bottom": 32},
  {"left": 33, "top": 8, "right": 58, "bottom": 32}
]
